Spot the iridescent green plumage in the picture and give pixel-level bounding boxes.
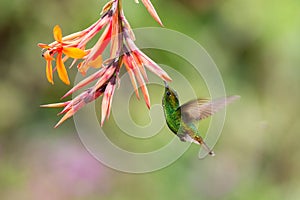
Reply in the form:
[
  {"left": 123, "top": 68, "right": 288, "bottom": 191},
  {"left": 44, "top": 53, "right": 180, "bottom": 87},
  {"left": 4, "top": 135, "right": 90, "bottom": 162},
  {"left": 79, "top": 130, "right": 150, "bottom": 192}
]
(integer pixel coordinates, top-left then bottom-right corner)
[{"left": 162, "top": 81, "right": 240, "bottom": 156}]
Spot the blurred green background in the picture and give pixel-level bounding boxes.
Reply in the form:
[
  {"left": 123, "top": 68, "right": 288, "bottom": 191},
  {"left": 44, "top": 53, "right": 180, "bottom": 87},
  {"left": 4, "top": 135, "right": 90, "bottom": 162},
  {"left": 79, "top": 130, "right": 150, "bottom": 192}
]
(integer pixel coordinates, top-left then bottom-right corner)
[{"left": 1, "top": 0, "right": 300, "bottom": 199}]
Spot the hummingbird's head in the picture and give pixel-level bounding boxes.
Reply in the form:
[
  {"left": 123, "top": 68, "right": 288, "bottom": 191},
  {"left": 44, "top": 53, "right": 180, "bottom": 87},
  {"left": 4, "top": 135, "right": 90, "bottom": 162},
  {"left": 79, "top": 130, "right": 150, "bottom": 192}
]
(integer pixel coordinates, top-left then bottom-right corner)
[{"left": 162, "top": 81, "right": 179, "bottom": 108}]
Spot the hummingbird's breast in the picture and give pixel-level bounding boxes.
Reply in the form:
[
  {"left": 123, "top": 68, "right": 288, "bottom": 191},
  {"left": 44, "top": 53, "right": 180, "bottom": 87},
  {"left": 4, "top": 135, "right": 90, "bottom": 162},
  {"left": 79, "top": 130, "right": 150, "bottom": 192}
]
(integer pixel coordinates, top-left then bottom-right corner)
[
  {"left": 162, "top": 87, "right": 181, "bottom": 135},
  {"left": 163, "top": 105, "right": 181, "bottom": 135}
]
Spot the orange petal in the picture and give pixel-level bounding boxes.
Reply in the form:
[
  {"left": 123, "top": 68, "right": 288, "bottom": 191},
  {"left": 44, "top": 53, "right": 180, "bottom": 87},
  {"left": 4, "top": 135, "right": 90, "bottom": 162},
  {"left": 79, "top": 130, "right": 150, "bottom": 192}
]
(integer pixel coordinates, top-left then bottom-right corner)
[
  {"left": 54, "top": 109, "right": 74, "bottom": 128},
  {"left": 124, "top": 57, "right": 140, "bottom": 99},
  {"left": 43, "top": 51, "right": 54, "bottom": 60},
  {"left": 88, "top": 55, "right": 103, "bottom": 68},
  {"left": 38, "top": 43, "right": 50, "bottom": 49},
  {"left": 140, "top": 83, "right": 150, "bottom": 109},
  {"left": 110, "top": 13, "right": 119, "bottom": 58},
  {"left": 61, "top": 69, "right": 105, "bottom": 99},
  {"left": 101, "top": 0, "right": 114, "bottom": 15},
  {"left": 132, "top": 51, "right": 148, "bottom": 82},
  {"left": 88, "top": 24, "right": 111, "bottom": 62},
  {"left": 101, "top": 81, "right": 116, "bottom": 126},
  {"left": 138, "top": 50, "right": 172, "bottom": 81},
  {"left": 53, "top": 25, "right": 63, "bottom": 42},
  {"left": 122, "top": 17, "right": 135, "bottom": 41},
  {"left": 40, "top": 101, "right": 70, "bottom": 108},
  {"left": 91, "top": 66, "right": 115, "bottom": 93},
  {"left": 126, "top": 53, "right": 150, "bottom": 108},
  {"left": 62, "top": 47, "right": 87, "bottom": 59},
  {"left": 141, "top": 0, "right": 163, "bottom": 26},
  {"left": 77, "top": 62, "right": 88, "bottom": 76},
  {"left": 77, "top": 17, "right": 110, "bottom": 48},
  {"left": 46, "top": 60, "right": 54, "bottom": 84},
  {"left": 54, "top": 99, "right": 86, "bottom": 127},
  {"left": 56, "top": 53, "right": 70, "bottom": 85},
  {"left": 133, "top": 65, "right": 151, "bottom": 109},
  {"left": 69, "top": 59, "right": 78, "bottom": 69}
]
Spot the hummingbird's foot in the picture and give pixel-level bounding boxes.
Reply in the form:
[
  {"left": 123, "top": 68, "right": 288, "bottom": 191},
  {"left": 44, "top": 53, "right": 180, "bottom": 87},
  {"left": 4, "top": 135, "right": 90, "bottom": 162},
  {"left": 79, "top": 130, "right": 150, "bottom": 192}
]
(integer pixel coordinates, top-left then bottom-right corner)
[{"left": 193, "top": 135, "right": 215, "bottom": 156}]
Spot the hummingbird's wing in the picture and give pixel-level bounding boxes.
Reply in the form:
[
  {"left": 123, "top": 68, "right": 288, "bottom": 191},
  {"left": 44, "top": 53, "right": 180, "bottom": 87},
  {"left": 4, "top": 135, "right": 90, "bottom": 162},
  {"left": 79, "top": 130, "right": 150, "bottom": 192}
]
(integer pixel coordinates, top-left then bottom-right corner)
[{"left": 179, "top": 95, "right": 240, "bottom": 123}]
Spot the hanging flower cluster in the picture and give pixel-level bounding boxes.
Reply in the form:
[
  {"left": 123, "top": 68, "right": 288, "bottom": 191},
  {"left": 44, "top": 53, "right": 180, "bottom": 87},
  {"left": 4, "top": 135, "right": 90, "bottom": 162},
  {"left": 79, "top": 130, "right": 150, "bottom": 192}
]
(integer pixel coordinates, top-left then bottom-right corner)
[{"left": 39, "top": 0, "right": 171, "bottom": 127}]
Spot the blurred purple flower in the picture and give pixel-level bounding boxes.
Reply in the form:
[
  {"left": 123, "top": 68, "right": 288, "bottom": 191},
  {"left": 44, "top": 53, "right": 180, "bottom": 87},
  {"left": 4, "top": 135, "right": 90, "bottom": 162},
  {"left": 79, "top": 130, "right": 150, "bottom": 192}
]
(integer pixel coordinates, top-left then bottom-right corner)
[{"left": 26, "top": 138, "right": 110, "bottom": 199}]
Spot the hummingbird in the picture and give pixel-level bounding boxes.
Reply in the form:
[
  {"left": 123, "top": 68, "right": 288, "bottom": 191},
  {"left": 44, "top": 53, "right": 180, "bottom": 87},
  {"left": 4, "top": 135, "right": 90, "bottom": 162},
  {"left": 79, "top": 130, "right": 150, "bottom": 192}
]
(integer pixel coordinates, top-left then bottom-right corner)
[{"left": 162, "top": 81, "right": 240, "bottom": 156}]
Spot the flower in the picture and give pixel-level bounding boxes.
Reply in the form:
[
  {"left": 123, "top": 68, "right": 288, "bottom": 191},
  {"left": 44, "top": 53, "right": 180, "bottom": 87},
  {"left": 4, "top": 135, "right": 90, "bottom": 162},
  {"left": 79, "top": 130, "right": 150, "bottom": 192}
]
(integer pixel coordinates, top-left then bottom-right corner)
[
  {"left": 41, "top": 58, "right": 121, "bottom": 127},
  {"left": 40, "top": 0, "right": 171, "bottom": 127},
  {"left": 38, "top": 25, "right": 87, "bottom": 85},
  {"left": 139, "top": 0, "right": 163, "bottom": 26}
]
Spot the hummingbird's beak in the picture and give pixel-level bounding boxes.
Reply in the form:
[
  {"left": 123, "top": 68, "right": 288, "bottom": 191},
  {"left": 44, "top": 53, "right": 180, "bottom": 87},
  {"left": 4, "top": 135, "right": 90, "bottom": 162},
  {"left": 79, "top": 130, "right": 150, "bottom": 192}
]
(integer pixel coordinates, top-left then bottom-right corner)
[{"left": 163, "top": 81, "right": 168, "bottom": 88}]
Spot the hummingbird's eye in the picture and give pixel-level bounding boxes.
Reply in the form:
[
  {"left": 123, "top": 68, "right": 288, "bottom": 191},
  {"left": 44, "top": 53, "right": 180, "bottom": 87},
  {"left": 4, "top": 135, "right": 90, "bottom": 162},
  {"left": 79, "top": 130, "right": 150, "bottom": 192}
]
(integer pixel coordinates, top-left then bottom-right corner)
[{"left": 166, "top": 91, "right": 171, "bottom": 96}]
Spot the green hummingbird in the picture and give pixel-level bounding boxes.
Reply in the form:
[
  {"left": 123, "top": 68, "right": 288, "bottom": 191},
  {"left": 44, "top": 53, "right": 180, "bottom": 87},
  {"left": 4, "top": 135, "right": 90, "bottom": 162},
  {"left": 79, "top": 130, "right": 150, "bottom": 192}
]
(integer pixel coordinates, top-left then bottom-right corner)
[{"left": 162, "top": 81, "right": 240, "bottom": 156}]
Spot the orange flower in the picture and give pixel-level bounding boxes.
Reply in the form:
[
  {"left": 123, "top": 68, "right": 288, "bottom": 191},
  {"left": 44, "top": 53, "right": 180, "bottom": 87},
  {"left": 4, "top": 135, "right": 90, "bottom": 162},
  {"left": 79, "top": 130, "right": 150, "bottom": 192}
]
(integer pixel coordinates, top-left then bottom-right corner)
[
  {"left": 40, "top": 0, "right": 172, "bottom": 127},
  {"left": 38, "top": 25, "right": 87, "bottom": 85}
]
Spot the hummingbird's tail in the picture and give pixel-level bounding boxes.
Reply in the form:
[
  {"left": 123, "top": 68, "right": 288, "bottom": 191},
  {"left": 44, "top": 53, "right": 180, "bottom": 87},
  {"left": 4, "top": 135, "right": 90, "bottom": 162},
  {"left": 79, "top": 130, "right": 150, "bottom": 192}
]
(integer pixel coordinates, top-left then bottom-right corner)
[{"left": 193, "top": 135, "right": 215, "bottom": 156}]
